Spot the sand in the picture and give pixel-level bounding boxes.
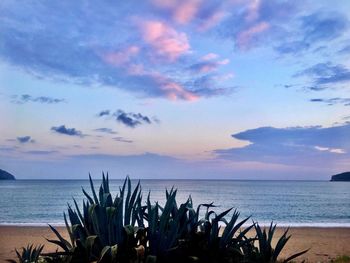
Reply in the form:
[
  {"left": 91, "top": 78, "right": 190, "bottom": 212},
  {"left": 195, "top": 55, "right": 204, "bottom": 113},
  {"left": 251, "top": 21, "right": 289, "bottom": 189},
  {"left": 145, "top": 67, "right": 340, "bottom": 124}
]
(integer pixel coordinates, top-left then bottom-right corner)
[{"left": 1, "top": 226, "right": 350, "bottom": 262}]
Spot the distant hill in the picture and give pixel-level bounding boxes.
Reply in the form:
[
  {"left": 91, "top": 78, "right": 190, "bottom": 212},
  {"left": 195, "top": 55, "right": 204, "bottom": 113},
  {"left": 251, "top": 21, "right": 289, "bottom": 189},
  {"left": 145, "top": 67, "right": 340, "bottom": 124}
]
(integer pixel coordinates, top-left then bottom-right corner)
[
  {"left": 0, "top": 169, "right": 16, "bottom": 180},
  {"left": 331, "top": 172, "right": 350, "bottom": 181}
]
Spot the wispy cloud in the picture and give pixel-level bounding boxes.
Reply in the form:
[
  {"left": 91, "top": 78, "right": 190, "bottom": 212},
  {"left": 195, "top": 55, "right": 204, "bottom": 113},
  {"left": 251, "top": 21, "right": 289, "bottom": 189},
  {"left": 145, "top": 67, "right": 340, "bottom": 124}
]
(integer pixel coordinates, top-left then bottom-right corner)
[
  {"left": 310, "top": 98, "right": 350, "bottom": 106},
  {"left": 302, "top": 12, "right": 348, "bottom": 43},
  {"left": 97, "top": 110, "right": 110, "bottom": 117},
  {"left": 274, "top": 41, "right": 310, "bottom": 55},
  {"left": 275, "top": 12, "right": 349, "bottom": 55},
  {"left": 11, "top": 94, "right": 65, "bottom": 104},
  {"left": 24, "top": 150, "right": 58, "bottom": 155},
  {"left": 151, "top": 0, "right": 201, "bottom": 25},
  {"left": 0, "top": 146, "right": 17, "bottom": 152},
  {"left": 113, "top": 137, "right": 133, "bottom": 143},
  {"left": 219, "top": 0, "right": 299, "bottom": 50},
  {"left": 51, "top": 125, "right": 83, "bottom": 137},
  {"left": 113, "top": 110, "right": 152, "bottom": 128},
  {"left": 0, "top": 1, "right": 235, "bottom": 101},
  {"left": 138, "top": 20, "right": 190, "bottom": 61},
  {"left": 236, "top": 21, "right": 270, "bottom": 50},
  {"left": 102, "top": 46, "right": 140, "bottom": 67},
  {"left": 296, "top": 62, "right": 350, "bottom": 86},
  {"left": 189, "top": 55, "right": 229, "bottom": 74},
  {"left": 338, "top": 44, "right": 350, "bottom": 54},
  {"left": 185, "top": 74, "right": 234, "bottom": 97},
  {"left": 150, "top": 0, "right": 228, "bottom": 30},
  {"left": 97, "top": 109, "right": 158, "bottom": 128},
  {"left": 17, "top": 136, "right": 35, "bottom": 144},
  {"left": 94, "top": 128, "right": 117, "bottom": 134}
]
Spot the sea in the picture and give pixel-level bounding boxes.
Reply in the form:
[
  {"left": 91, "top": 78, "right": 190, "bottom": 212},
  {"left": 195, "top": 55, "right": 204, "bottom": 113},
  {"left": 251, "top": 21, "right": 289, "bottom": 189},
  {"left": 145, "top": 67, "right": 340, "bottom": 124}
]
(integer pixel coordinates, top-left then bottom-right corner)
[{"left": 0, "top": 180, "right": 349, "bottom": 227}]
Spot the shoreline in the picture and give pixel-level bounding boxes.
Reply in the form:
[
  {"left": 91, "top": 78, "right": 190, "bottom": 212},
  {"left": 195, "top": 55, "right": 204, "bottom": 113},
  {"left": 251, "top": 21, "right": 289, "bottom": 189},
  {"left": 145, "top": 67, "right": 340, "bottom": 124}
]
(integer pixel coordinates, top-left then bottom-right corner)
[
  {"left": 2, "top": 222, "right": 350, "bottom": 227},
  {"left": 1, "top": 226, "right": 350, "bottom": 262}
]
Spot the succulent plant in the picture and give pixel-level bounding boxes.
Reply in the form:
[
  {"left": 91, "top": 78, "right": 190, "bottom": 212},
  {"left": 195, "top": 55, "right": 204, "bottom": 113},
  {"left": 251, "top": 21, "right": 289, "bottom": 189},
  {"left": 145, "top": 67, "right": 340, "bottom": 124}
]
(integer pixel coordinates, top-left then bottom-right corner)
[
  {"left": 244, "top": 222, "right": 309, "bottom": 263},
  {"left": 12, "top": 173, "right": 308, "bottom": 263},
  {"left": 47, "top": 174, "right": 146, "bottom": 262},
  {"left": 7, "top": 244, "right": 44, "bottom": 263}
]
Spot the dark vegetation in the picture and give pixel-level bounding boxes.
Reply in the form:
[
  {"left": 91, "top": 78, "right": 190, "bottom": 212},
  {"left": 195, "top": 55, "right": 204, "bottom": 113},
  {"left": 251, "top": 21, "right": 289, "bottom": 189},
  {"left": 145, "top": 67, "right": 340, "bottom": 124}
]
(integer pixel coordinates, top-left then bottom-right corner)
[
  {"left": 7, "top": 245, "right": 43, "bottom": 263},
  {"left": 0, "top": 168, "right": 16, "bottom": 180},
  {"left": 331, "top": 172, "right": 350, "bottom": 181},
  {"left": 9, "top": 174, "right": 308, "bottom": 263}
]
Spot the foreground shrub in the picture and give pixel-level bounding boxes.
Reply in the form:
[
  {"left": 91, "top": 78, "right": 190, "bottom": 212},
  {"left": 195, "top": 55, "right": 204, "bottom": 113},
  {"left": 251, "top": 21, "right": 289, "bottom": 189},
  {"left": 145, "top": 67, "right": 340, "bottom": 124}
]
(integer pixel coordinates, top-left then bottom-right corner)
[
  {"left": 10, "top": 173, "right": 308, "bottom": 263},
  {"left": 7, "top": 244, "right": 44, "bottom": 263}
]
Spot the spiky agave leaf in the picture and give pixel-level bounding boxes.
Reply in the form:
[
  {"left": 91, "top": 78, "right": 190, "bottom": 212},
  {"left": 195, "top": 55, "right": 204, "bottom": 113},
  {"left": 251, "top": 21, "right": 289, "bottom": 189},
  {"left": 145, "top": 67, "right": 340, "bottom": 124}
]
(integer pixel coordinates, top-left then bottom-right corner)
[
  {"left": 88, "top": 173, "right": 99, "bottom": 204},
  {"left": 82, "top": 187, "right": 94, "bottom": 205},
  {"left": 272, "top": 226, "right": 289, "bottom": 261},
  {"left": 124, "top": 177, "right": 132, "bottom": 225},
  {"left": 251, "top": 222, "right": 309, "bottom": 263},
  {"left": 7, "top": 244, "right": 44, "bottom": 263},
  {"left": 209, "top": 208, "right": 233, "bottom": 244},
  {"left": 282, "top": 248, "right": 309, "bottom": 263},
  {"left": 254, "top": 222, "right": 272, "bottom": 261},
  {"left": 67, "top": 203, "right": 81, "bottom": 226},
  {"left": 220, "top": 210, "right": 252, "bottom": 249},
  {"left": 63, "top": 212, "right": 74, "bottom": 246},
  {"left": 273, "top": 227, "right": 309, "bottom": 263},
  {"left": 97, "top": 245, "right": 118, "bottom": 263},
  {"left": 125, "top": 180, "right": 141, "bottom": 226},
  {"left": 48, "top": 224, "right": 72, "bottom": 252},
  {"left": 89, "top": 204, "right": 109, "bottom": 247},
  {"left": 132, "top": 190, "right": 144, "bottom": 227},
  {"left": 102, "top": 172, "right": 109, "bottom": 194}
]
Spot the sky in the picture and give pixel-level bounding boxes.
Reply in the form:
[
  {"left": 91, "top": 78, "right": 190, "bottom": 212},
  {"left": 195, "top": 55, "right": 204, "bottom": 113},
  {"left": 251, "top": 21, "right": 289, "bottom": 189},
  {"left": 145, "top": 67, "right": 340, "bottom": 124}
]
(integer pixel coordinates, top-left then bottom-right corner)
[{"left": 0, "top": 0, "right": 349, "bottom": 180}]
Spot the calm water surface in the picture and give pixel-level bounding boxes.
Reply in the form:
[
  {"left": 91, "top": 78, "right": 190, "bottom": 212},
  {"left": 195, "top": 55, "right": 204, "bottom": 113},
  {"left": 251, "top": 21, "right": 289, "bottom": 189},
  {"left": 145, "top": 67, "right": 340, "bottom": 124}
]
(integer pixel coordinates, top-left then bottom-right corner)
[{"left": 0, "top": 180, "right": 349, "bottom": 226}]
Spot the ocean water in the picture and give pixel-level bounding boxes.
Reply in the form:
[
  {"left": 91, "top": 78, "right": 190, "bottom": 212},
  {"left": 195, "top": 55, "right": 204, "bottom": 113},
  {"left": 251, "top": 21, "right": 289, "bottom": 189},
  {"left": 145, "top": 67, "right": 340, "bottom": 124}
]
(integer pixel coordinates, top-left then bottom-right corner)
[{"left": 0, "top": 180, "right": 349, "bottom": 227}]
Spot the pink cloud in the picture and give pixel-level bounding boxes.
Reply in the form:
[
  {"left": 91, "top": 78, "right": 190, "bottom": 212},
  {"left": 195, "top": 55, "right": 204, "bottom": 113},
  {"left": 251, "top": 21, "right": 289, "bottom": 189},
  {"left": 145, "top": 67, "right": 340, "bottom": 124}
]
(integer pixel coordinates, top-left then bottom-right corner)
[
  {"left": 245, "top": 0, "right": 261, "bottom": 22},
  {"left": 140, "top": 20, "right": 190, "bottom": 61},
  {"left": 197, "top": 64, "right": 218, "bottom": 73},
  {"left": 213, "top": 73, "right": 235, "bottom": 81},
  {"left": 173, "top": 0, "right": 201, "bottom": 24},
  {"left": 153, "top": 73, "right": 199, "bottom": 101},
  {"left": 163, "top": 82, "right": 199, "bottom": 101},
  {"left": 191, "top": 55, "right": 230, "bottom": 74},
  {"left": 100, "top": 41, "right": 197, "bottom": 101},
  {"left": 102, "top": 45, "right": 139, "bottom": 66},
  {"left": 201, "top": 53, "right": 219, "bottom": 61},
  {"left": 127, "top": 63, "right": 145, "bottom": 76},
  {"left": 236, "top": 21, "right": 270, "bottom": 49},
  {"left": 198, "top": 10, "right": 227, "bottom": 31},
  {"left": 151, "top": 0, "right": 202, "bottom": 25},
  {"left": 151, "top": 0, "right": 177, "bottom": 9},
  {"left": 151, "top": 0, "right": 230, "bottom": 31},
  {"left": 195, "top": 60, "right": 229, "bottom": 73},
  {"left": 104, "top": 58, "right": 198, "bottom": 100},
  {"left": 218, "top": 59, "right": 230, "bottom": 65}
]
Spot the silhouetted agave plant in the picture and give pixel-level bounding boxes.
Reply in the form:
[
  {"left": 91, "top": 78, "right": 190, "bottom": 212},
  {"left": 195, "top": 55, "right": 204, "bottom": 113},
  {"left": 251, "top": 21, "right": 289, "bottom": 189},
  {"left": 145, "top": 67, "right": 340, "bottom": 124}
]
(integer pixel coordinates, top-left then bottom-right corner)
[
  {"left": 11, "top": 173, "right": 308, "bottom": 263},
  {"left": 46, "top": 174, "right": 145, "bottom": 262},
  {"left": 7, "top": 244, "right": 44, "bottom": 263},
  {"left": 244, "top": 223, "right": 309, "bottom": 263}
]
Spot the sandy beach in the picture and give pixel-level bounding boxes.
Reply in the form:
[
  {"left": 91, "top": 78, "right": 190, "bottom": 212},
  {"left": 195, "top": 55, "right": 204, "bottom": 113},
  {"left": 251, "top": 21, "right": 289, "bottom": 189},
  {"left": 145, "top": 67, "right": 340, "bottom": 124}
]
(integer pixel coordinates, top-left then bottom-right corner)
[{"left": 0, "top": 226, "right": 349, "bottom": 262}]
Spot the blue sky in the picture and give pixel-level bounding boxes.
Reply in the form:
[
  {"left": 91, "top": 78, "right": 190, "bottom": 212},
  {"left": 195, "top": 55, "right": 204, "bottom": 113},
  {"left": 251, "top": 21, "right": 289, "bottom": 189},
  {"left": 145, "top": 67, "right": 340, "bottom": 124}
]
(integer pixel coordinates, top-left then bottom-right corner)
[{"left": 0, "top": 0, "right": 349, "bottom": 179}]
